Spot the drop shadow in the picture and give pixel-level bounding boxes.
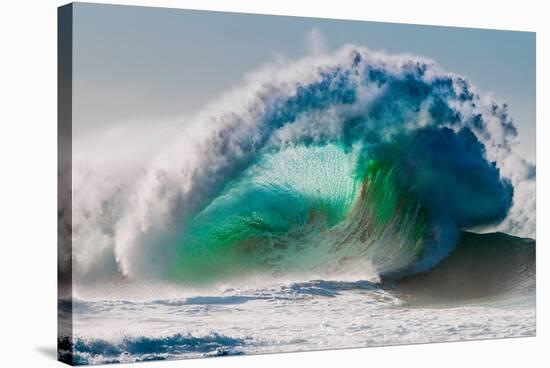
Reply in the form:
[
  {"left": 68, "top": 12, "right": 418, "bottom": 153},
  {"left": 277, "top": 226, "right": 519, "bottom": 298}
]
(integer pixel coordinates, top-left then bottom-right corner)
[{"left": 36, "top": 346, "right": 57, "bottom": 360}]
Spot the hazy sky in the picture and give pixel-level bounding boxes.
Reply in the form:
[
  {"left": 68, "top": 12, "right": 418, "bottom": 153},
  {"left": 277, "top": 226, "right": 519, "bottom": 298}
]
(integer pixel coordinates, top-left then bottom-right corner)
[{"left": 72, "top": 2, "right": 536, "bottom": 161}]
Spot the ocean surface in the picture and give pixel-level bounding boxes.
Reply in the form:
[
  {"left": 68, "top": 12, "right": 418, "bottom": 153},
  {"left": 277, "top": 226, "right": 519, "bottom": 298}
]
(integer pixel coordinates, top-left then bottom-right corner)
[{"left": 59, "top": 232, "right": 535, "bottom": 365}]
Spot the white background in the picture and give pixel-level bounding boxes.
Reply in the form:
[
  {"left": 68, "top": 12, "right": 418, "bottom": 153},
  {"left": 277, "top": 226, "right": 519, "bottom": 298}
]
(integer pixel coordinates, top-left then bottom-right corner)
[{"left": 0, "top": 0, "right": 547, "bottom": 367}]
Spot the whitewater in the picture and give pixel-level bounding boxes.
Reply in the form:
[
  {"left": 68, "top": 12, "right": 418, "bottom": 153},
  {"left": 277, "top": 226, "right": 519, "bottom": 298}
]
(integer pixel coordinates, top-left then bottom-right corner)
[{"left": 59, "top": 44, "right": 536, "bottom": 364}]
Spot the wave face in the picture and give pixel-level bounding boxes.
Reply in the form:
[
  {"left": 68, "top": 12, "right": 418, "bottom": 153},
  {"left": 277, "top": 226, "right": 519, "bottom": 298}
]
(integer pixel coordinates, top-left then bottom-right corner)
[
  {"left": 167, "top": 129, "right": 513, "bottom": 284},
  {"left": 70, "top": 46, "right": 535, "bottom": 285},
  {"left": 394, "top": 231, "right": 535, "bottom": 304}
]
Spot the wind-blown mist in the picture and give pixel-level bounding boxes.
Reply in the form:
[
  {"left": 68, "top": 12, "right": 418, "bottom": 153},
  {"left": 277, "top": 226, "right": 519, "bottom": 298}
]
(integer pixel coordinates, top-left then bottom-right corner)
[{"left": 69, "top": 45, "right": 535, "bottom": 286}]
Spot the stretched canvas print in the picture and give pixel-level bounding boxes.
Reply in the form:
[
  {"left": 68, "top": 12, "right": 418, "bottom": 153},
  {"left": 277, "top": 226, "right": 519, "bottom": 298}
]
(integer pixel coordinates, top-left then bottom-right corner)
[{"left": 58, "top": 2, "right": 536, "bottom": 365}]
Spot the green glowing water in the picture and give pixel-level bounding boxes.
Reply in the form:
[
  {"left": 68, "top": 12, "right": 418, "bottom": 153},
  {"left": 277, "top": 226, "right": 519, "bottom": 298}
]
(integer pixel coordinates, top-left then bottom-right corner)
[{"left": 169, "top": 143, "right": 428, "bottom": 284}]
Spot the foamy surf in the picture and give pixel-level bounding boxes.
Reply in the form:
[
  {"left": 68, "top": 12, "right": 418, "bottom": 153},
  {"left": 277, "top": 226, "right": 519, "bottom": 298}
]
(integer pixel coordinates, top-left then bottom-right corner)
[{"left": 59, "top": 231, "right": 535, "bottom": 365}]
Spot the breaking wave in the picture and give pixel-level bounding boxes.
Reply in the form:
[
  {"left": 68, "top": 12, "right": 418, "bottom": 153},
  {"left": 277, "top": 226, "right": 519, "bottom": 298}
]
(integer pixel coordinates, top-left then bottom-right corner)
[{"left": 68, "top": 45, "right": 535, "bottom": 286}]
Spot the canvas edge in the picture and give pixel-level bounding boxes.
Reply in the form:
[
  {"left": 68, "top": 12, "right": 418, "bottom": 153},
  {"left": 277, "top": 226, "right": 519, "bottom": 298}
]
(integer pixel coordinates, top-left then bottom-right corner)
[{"left": 58, "top": 3, "right": 75, "bottom": 366}]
